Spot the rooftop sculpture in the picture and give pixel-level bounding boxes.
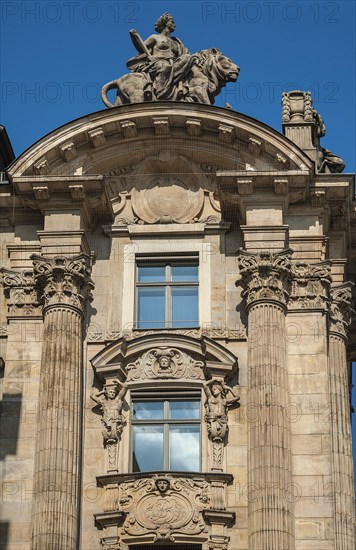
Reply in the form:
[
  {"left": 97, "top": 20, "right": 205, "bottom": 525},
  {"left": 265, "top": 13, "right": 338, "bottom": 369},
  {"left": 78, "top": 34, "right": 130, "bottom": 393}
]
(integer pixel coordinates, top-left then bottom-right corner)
[{"left": 101, "top": 13, "right": 240, "bottom": 107}]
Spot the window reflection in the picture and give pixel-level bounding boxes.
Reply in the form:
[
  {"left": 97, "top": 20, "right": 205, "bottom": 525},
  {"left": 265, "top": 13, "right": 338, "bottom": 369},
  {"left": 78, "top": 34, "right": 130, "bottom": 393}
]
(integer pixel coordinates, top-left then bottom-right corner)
[{"left": 131, "top": 398, "right": 201, "bottom": 472}]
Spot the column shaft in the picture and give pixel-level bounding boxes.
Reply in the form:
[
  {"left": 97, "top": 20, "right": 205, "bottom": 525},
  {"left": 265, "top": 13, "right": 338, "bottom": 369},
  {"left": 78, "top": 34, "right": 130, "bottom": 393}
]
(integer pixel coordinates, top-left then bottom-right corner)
[
  {"left": 32, "top": 307, "right": 82, "bottom": 549},
  {"left": 238, "top": 249, "right": 294, "bottom": 550},
  {"left": 329, "top": 334, "right": 355, "bottom": 549},
  {"left": 248, "top": 303, "right": 294, "bottom": 549},
  {"left": 30, "top": 254, "right": 93, "bottom": 550}
]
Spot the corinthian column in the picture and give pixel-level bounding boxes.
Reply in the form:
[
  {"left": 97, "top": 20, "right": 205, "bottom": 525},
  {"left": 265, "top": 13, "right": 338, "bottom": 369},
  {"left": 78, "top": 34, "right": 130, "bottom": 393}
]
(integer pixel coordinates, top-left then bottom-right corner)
[
  {"left": 329, "top": 283, "right": 355, "bottom": 550},
  {"left": 31, "top": 255, "right": 93, "bottom": 550},
  {"left": 237, "top": 249, "right": 294, "bottom": 550}
]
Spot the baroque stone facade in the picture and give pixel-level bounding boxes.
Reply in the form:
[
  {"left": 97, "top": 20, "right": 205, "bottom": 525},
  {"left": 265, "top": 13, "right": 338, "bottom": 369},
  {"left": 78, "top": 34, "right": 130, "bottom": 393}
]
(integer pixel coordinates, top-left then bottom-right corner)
[{"left": 1, "top": 20, "right": 355, "bottom": 550}]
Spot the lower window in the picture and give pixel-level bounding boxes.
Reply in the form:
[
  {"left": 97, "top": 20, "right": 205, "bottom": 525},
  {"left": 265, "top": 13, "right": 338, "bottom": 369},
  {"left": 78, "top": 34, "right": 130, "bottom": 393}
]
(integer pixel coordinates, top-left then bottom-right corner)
[{"left": 131, "top": 391, "right": 201, "bottom": 472}]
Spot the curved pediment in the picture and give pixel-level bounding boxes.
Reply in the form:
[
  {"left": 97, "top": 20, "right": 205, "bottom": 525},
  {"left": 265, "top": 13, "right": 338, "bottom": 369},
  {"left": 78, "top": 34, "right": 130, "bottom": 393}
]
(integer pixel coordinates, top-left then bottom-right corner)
[
  {"left": 91, "top": 332, "right": 238, "bottom": 382},
  {"left": 8, "top": 102, "right": 313, "bottom": 180},
  {"left": 6, "top": 102, "right": 314, "bottom": 227}
]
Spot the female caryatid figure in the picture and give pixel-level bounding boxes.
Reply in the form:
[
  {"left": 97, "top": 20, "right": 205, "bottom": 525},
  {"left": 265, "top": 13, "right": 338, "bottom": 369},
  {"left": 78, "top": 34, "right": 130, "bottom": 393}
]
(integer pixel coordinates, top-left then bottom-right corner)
[
  {"left": 204, "top": 379, "right": 240, "bottom": 442},
  {"left": 127, "top": 13, "right": 196, "bottom": 100}
]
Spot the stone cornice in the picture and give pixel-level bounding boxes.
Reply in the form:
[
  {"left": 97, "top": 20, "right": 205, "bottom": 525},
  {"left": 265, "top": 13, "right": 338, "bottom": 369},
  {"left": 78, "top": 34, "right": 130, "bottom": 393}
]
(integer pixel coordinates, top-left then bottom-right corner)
[
  {"left": 96, "top": 471, "right": 233, "bottom": 487},
  {"left": 5, "top": 175, "right": 114, "bottom": 229},
  {"left": 31, "top": 254, "right": 94, "bottom": 315},
  {"left": 6, "top": 103, "right": 313, "bottom": 180}
]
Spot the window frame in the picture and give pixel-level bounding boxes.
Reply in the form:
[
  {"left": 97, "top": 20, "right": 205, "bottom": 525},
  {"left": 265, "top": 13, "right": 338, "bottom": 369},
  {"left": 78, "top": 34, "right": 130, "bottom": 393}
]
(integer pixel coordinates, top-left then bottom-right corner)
[
  {"left": 134, "top": 255, "right": 199, "bottom": 330},
  {"left": 130, "top": 389, "right": 202, "bottom": 473}
]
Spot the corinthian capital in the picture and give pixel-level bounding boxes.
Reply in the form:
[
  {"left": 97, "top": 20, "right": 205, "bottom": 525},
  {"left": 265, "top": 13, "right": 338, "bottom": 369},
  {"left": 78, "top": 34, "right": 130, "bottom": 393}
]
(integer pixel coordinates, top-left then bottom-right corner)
[
  {"left": 31, "top": 254, "right": 94, "bottom": 313},
  {"left": 329, "top": 282, "right": 355, "bottom": 340},
  {"left": 289, "top": 261, "right": 332, "bottom": 311},
  {"left": 237, "top": 249, "right": 292, "bottom": 308},
  {"left": 0, "top": 268, "right": 42, "bottom": 317}
]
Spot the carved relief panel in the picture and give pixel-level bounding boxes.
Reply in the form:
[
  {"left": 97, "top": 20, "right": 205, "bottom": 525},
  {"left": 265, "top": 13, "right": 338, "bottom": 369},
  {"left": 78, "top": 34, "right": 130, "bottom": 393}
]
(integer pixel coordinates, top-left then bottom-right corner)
[{"left": 105, "top": 152, "right": 221, "bottom": 226}]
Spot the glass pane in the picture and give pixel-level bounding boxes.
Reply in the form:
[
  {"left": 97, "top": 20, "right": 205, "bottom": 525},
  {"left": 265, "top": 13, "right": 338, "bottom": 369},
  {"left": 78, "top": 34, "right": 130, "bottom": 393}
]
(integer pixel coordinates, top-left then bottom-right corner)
[
  {"left": 171, "top": 287, "right": 198, "bottom": 328},
  {"left": 137, "top": 265, "right": 166, "bottom": 282},
  {"left": 137, "top": 287, "right": 165, "bottom": 328},
  {"left": 169, "top": 425, "right": 200, "bottom": 471},
  {"left": 133, "top": 425, "right": 164, "bottom": 472},
  {"left": 171, "top": 265, "right": 198, "bottom": 282},
  {"left": 169, "top": 401, "right": 200, "bottom": 420},
  {"left": 133, "top": 401, "right": 164, "bottom": 420}
]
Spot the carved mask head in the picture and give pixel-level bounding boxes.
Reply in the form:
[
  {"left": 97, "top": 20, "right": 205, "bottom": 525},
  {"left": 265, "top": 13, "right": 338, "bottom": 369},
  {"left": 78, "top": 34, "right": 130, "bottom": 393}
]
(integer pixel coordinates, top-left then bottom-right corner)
[
  {"left": 156, "top": 478, "right": 170, "bottom": 493},
  {"left": 158, "top": 355, "right": 171, "bottom": 369}
]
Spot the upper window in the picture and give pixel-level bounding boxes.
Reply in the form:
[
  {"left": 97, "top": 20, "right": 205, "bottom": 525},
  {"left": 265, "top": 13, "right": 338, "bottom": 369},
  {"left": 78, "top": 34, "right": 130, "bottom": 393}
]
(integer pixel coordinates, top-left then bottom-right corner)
[
  {"left": 135, "top": 257, "right": 199, "bottom": 329},
  {"left": 131, "top": 391, "right": 201, "bottom": 472}
]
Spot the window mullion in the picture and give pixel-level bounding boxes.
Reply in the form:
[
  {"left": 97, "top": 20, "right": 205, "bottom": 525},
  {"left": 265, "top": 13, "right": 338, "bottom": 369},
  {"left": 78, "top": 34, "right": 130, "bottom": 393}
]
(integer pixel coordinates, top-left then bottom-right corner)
[{"left": 166, "top": 286, "right": 171, "bottom": 328}]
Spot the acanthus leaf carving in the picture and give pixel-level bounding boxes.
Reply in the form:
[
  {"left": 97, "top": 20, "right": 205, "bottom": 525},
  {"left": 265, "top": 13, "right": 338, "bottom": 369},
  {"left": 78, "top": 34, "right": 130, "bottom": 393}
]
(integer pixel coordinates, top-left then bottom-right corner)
[
  {"left": 289, "top": 261, "right": 331, "bottom": 310},
  {"left": 329, "top": 283, "right": 355, "bottom": 340},
  {"left": 237, "top": 249, "right": 292, "bottom": 307},
  {"left": 31, "top": 254, "right": 94, "bottom": 313},
  {"left": 0, "top": 268, "right": 42, "bottom": 316}
]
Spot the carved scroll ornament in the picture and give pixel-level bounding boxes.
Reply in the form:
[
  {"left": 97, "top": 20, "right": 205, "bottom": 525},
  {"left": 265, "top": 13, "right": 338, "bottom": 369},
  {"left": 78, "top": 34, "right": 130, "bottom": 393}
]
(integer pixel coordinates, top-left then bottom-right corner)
[
  {"left": 118, "top": 475, "right": 209, "bottom": 542},
  {"left": 126, "top": 347, "right": 204, "bottom": 381}
]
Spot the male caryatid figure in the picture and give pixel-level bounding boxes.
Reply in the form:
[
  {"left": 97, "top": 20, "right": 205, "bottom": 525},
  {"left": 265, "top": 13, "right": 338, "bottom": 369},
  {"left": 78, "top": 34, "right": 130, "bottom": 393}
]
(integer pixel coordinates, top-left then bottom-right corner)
[{"left": 91, "top": 380, "right": 127, "bottom": 444}]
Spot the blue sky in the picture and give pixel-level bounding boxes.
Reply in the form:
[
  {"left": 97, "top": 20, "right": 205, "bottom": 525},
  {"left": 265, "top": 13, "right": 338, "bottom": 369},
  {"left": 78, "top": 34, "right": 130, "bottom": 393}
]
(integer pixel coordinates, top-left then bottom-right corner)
[{"left": 1, "top": 0, "right": 356, "bottom": 494}]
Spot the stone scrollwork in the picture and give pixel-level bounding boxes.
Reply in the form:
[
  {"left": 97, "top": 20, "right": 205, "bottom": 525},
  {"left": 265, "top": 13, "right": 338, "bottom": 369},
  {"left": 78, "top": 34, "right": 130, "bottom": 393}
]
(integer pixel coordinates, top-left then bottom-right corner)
[
  {"left": 0, "top": 268, "right": 42, "bottom": 316},
  {"left": 118, "top": 474, "right": 209, "bottom": 542},
  {"left": 31, "top": 254, "right": 94, "bottom": 313},
  {"left": 237, "top": 249, "right": 292, "bottom": 308},
  {"left": 329, "top": 283, "right": 355, "bottom": 340},
  {"left": 126, "top": 347, "right": 204, "bottom": 381},
  {"left": 289, "top": 261, "right": 331, "bottom": 310},
  {"left": 204, "top": 380, "right": 239, "bottom": 470}
]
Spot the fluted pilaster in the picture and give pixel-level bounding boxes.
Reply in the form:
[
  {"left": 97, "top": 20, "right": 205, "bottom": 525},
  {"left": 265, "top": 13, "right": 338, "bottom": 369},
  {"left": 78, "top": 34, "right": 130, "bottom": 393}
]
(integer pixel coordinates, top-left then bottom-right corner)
[
  {"left": 238, "top": 249, "right": 294, "bottom": 550},
  {"left": 329, "top": 283, "right": 355, "bottom": 550},
  {"left": 31, "top": 255, "right": 93, "bottom": 550}
]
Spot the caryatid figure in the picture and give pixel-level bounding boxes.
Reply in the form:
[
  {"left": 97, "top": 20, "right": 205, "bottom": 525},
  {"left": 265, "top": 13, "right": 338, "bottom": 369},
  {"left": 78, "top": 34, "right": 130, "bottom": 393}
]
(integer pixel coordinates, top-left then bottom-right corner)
[
  {"left": 204, "top": 379, "right": 239, "bottom": 442},
  {"left": 91, "top": 379, "right": 127, "bottom": 444}
]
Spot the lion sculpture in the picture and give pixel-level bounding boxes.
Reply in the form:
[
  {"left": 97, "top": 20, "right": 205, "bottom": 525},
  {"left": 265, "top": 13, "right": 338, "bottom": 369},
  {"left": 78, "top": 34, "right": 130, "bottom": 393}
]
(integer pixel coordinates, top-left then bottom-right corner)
[{"left": 101, "top": 48, "right": 240, "bottom": 107}]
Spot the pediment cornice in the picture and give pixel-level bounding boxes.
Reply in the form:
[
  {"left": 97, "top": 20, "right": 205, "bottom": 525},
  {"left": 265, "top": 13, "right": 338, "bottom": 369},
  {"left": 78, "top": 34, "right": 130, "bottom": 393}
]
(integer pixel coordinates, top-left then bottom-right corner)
[{"left": 7, "top": 103, "right": 313, "bottom": 180}]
